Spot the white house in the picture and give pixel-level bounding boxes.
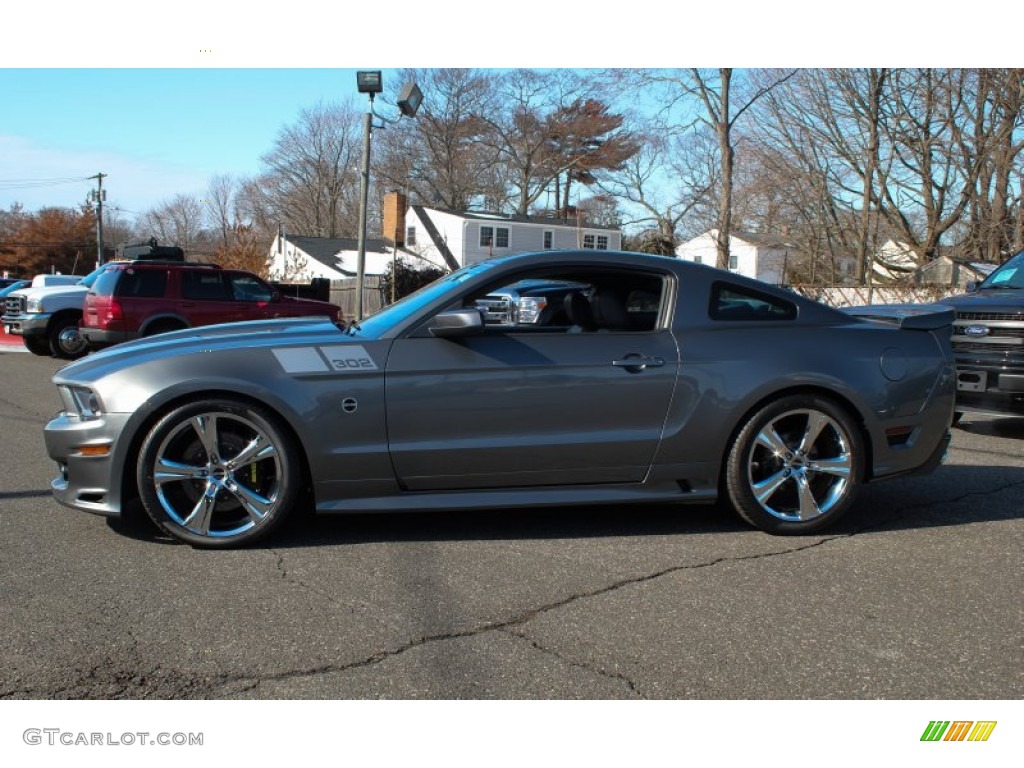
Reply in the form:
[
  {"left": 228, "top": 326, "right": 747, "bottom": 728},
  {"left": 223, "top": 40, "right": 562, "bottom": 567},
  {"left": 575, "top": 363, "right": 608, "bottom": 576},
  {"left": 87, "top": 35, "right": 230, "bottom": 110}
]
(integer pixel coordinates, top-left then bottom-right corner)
[
  {"left": 398, "top": 200, "right": 622, "bottom": 269},
  {"left": 266, "top": 232, "right": 447, "bottom": 282},
  {"left": 676, "top": 230, "right": 798, "bottom": 285},
  {"left": 871, "top": 239, "right": 920, "bottom": 284},
  {"left": 268, "top": 193, "right": 623, "bottom": 280},
  {"left": 677, "top": 229, "right": 858, "bottom": 285}
]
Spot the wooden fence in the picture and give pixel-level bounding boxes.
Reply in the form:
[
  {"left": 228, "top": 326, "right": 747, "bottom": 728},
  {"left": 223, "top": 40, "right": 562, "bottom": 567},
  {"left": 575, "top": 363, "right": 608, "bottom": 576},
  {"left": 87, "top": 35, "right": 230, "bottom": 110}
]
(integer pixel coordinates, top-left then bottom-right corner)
[{"left": 328, "top": 276, "right": 385, "bottom": 321}]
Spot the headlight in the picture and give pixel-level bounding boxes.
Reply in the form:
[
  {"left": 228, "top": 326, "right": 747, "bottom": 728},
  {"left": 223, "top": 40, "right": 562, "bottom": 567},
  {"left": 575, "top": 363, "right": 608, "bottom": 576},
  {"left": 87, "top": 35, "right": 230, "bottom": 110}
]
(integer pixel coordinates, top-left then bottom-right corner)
[
  {"left": 59, "top": 385, "right": 104, "bottom": 420},
  {"left": 517, "top": 296, "right": 548, "bottom": 324},
  {"left": 26, "top": 297, "right": 43, "bottom": 313}
]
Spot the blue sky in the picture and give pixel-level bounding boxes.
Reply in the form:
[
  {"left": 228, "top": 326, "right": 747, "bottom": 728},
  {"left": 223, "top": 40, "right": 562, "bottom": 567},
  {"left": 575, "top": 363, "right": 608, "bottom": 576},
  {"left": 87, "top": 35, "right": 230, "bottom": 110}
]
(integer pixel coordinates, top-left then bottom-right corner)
[
  {"left": 0, "top": 3, "right": 997, "bottom": 219},
  {"left": 0, "top": 69, "right": 400, "bottom": 215}
]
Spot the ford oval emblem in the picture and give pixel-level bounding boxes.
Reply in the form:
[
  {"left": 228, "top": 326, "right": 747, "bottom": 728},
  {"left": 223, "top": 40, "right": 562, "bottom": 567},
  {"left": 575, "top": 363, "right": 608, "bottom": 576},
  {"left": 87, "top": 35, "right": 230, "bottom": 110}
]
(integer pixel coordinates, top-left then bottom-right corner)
[{"left": 963, "top": 325, "right": 990, "bottom": 337}]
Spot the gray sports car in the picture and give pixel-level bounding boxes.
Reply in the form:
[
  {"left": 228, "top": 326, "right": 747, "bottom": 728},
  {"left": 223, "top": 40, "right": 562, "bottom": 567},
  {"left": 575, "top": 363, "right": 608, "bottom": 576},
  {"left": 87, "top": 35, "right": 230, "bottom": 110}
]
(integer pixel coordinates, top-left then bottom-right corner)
[{"left": 44, "top": 250, "right": 956, "bottom": 548}]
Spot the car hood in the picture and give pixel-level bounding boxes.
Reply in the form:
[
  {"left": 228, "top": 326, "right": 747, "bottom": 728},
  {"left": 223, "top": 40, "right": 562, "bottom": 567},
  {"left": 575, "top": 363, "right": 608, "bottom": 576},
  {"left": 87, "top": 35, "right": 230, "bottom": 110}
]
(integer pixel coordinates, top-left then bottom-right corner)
[
  {"left": 56, "top": 316, "right": 360, "bottom": 382},
  {"left": 8, "top": 284, "right": 87, "bottom": 300},
  {"left": 939, "top": 290, "right": 1024, "bottom": 315}
]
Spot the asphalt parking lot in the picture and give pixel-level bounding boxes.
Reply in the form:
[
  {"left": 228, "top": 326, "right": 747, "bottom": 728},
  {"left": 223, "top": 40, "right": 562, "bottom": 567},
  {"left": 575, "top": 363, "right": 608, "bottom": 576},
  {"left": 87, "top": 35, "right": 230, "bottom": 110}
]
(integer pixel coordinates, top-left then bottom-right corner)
[{"left": 0, "top": 348, "right": 1021, "bottom": 700}]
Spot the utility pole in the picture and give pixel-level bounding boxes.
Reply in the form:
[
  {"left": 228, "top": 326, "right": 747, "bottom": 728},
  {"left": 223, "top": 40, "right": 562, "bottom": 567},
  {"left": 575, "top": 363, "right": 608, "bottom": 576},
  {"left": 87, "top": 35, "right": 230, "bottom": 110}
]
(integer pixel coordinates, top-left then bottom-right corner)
[{"left": 88, "top": 173, "right": 106, "bottom": 266}]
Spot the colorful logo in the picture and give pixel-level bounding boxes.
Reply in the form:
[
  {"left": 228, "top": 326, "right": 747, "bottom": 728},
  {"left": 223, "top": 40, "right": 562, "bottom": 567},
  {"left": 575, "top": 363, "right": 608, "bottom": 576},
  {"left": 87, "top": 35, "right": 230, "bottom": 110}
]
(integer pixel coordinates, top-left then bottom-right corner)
[{"left": 921, "top": 721, "right": 997, "bottom": 742}]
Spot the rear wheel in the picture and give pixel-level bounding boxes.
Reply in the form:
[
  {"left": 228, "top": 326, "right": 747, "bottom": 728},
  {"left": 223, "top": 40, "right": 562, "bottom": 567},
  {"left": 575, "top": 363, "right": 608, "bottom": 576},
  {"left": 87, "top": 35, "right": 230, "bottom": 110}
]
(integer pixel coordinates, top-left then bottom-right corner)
[
  {"left": 23, "top": 335, "right": 52, "bottom": 356},
  {"left": 48, "top": 316, "right": 88, "bottom": 359},
  {"left": 137, "top": 399, "right": 300, "bottom": 547},
  {"left": 143, "top": 320, "right": 186, "bottom": 337},
  {"left": 725, "top": 395, "right": 863, "bottom": 534}
]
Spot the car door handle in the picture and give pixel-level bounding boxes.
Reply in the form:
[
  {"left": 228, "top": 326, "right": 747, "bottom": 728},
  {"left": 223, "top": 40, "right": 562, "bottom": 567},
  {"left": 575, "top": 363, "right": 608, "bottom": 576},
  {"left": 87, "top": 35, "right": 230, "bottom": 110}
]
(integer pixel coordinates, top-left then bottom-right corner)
[{"left": 612, "top": 354, "right": 665, "bottom": 372}]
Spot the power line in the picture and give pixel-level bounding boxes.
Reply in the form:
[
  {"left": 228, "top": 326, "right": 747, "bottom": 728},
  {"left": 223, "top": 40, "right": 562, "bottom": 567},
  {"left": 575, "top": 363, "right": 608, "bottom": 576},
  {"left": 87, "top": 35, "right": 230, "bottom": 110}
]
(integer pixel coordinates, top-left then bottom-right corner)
[{"left": 0, "top": 176, "right": 93, "bottom": 190}]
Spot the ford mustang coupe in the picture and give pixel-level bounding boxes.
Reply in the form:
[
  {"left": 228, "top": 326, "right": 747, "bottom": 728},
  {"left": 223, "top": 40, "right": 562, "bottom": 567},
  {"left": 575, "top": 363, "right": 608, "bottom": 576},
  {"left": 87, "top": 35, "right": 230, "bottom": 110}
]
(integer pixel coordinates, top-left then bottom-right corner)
[{"left": 44, "top": 251, "right": 956, "bottom": 547}]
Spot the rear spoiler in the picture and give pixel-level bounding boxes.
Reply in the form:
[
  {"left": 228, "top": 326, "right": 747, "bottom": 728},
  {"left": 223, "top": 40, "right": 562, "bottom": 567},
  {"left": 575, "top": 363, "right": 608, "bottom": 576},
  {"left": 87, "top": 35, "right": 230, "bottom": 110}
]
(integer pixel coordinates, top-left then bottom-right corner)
[{"left": 842, "top": 303, "right": 955, "bottom": 331}]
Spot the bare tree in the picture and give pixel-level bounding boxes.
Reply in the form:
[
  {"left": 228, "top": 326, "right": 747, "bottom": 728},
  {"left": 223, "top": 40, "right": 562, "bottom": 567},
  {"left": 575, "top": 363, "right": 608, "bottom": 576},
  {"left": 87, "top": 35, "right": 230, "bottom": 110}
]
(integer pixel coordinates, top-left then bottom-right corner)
[
  {"left": 377, "top": 68, "right": 503, "bottom": 210},
  {"left": 255, "top": 100, "right": 363, "bottom": 238},
  {"left": 140, "top": 194, "right": 205, "bottom": 254},
  {"left": 615, "top": 68, "right": 796, "bottom": 268},
  {"left": 206, "top": 174, "right": 238, "bottom": 248},
  {"left": 595, "top": 124, "right": 717, "bottom": 254}
]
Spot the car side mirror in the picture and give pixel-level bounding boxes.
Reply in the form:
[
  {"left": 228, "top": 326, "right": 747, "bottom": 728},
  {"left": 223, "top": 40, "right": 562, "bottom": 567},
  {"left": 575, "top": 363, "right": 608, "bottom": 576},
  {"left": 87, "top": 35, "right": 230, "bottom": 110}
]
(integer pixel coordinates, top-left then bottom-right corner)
[
  {"left": 429, "top": 307, "right": 485, "bottom": 338},
  {"left": 965, "top": 281, "right": 978, "bottom": 293}
]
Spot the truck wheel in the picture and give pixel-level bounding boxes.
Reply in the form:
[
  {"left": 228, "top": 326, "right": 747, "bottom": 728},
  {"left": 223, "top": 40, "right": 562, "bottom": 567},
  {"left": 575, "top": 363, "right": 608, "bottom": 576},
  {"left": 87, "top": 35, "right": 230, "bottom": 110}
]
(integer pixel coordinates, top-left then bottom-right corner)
[
  {"left": 48, "top": 317, "right": 88, "bottom": 359},
  {"left": 23, "top": 336, "right": 52, "bottom": 356}
]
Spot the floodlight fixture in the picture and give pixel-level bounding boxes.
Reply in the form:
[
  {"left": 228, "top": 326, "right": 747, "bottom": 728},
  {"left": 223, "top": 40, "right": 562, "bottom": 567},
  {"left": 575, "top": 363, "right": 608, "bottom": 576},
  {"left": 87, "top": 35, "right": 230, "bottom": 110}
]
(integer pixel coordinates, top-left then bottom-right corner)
[
  {"left": 397, "top": 82, "right": 424, "bottom": 118},
  {"left": 356, "top": 70, "right": 383, "bottom": 95}
]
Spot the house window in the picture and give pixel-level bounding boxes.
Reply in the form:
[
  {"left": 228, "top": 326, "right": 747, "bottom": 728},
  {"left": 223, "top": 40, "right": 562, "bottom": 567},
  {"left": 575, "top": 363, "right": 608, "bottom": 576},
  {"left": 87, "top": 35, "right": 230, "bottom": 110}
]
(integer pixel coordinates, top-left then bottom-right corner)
[
  {"left": 728, "top": 253, "right": 738, "bottom": 270},
  {"left": 406, "top": 226, "right": 416, "bottom": 246},
  {"left": 583, "top": 234, "right": 595, "bottom": 249},
  {"left": 543, "top": 230, "right": 553, "bottom": 250},
  {"left": 596, "top": 235, "right": 609, "bottom": 250},
  {"left": 480, "top": 226, "right": 508, "bottom": 248},
  {"left": 693, "top": 254, "right": 702, "bottom": 265}
]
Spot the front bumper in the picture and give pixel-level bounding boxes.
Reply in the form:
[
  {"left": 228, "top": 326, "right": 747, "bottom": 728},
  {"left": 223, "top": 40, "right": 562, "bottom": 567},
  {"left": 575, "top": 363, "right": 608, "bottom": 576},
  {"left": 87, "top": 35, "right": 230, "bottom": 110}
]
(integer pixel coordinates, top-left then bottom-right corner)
[
  {"left": 954, "top": 357, "right": 1024, "bottom": 416},
  {"left": 44, "top": 410, "right": 134, "bottom": 517},
  {"left": 3, "top": 312, "right": 51, "bottom": 337}
]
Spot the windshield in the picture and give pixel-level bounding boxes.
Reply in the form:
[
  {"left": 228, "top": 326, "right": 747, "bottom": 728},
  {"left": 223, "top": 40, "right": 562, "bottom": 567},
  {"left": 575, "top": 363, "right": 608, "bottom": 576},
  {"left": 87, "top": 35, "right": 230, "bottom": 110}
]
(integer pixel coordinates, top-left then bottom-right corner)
[
  {"left": 349, "top": 261, "right": 499, "bottom": 336},
  {"left": 978, "top": 250, "right": 1024, "bottom": 289},
  {"left": 73, "top": 264, "right": 110, "bottom": 289}
]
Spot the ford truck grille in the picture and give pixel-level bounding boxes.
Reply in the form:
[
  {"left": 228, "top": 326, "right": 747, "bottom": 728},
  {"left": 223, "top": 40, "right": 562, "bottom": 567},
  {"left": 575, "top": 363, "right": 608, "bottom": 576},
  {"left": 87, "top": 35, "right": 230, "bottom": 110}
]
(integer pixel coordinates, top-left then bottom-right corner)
[
  {"left": 476, "top": 295, "right": 514, "bottom": 324},
  {"left": 952, "top": 311, "right": 1024, "bottom": 354},
  {"left": 4, "top": 296, "right": 25, "bottom": 316}
]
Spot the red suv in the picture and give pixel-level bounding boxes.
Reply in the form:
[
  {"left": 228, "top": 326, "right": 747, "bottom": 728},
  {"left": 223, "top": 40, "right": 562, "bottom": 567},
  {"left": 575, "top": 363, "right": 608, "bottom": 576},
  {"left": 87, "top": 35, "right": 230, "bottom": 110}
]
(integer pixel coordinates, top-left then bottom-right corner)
[{"left": 81, "top": 261, "right": 340, "bottom": 349}]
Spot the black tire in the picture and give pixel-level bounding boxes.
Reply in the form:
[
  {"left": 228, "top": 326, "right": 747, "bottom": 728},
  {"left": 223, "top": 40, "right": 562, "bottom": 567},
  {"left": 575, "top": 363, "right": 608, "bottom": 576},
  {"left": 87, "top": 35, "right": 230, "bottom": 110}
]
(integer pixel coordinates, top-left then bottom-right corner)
[
  {"left": 143, "top": 321, "right": 186, "bottom": 337},
  {"left": 136, "top": 398, "right": 300, "bottom": 548},
  {"left": 48, "top": 316, "right": 88, "bottom": 359},
  {"left": 725, "top": 394, "right": 863, "bottom": 534},
  {"left": 23, "top": 335, "right": 52, "bottom": 356}
]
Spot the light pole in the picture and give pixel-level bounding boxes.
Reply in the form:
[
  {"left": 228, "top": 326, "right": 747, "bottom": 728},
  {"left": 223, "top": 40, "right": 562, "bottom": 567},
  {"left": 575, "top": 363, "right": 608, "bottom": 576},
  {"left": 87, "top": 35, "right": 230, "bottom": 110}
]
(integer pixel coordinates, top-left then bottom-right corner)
[{"left": 354, "top": 71, "right": 423, "bottom": 321}]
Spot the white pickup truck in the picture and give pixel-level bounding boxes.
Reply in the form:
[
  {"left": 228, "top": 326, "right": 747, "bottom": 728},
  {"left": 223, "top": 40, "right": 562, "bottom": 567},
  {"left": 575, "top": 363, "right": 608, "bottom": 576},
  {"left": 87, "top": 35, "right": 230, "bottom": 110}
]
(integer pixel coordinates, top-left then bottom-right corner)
[{"left": 1, "top": 267, "right": 107, "bottom": 358}]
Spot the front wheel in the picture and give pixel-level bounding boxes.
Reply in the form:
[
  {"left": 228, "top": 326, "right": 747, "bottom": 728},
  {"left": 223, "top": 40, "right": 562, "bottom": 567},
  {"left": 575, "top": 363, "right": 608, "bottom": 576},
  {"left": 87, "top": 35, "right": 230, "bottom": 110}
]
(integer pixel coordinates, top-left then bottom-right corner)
[
  {"left": 725, "top": 395, "right": 863, "bottom": 534},
  {"left": 48, "top": 316, "right": 88, "bottom": 359},
  {"left": 137, "top": 399, "right": 300, "bottom": 547}
]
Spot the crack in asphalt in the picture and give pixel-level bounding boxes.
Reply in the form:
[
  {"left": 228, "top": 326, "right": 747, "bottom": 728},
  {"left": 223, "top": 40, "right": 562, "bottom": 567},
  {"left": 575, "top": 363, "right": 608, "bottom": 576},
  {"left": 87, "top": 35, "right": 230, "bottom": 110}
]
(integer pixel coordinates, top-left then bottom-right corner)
[
  {"left": 5, "top": 476, "right": 1022, "bottom": 700},
  {"left": 497, "top": 626, "right": 643, "bottom": 698},
  {"left": 202, "top": 536, "right": 842, "bottom": 696}
]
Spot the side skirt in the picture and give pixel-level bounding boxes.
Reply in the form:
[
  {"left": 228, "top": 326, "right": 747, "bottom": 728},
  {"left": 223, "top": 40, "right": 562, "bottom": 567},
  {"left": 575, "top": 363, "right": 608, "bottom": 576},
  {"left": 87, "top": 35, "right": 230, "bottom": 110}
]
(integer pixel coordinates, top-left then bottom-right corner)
[{"left": 315, "top": 481, "right": 716, "bottom": 514}]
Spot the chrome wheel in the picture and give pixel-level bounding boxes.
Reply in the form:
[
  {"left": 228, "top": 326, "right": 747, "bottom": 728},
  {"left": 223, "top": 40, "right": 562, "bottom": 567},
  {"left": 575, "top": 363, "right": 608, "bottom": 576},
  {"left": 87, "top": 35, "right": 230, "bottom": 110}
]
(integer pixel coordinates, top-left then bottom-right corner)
[
  {"left": 726, "top": 395, "right": 863, "bottom": 534},
  {"left": 50, "top": 319, "right": 88, "bottom": 359},
  {"left": 138, "top": 400, "right": 298, "bottom": 546},
  {"left": 747, "top": 409, "right": 852, "bottom": 522}
]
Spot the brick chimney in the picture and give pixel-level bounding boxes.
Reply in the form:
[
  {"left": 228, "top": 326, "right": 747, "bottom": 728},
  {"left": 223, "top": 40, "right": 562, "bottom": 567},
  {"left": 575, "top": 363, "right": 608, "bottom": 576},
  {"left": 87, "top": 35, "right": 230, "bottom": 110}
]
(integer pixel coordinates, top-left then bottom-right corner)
[{"left": 382, "top": 191, "right": 408, "bottom": 246}]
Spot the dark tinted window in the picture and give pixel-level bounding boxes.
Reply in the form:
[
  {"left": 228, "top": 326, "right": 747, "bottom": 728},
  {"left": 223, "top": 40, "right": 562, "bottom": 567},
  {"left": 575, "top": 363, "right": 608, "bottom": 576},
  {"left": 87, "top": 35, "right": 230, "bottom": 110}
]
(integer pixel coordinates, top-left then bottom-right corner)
[
  {"left": 182, "top": 271, "right": 228, "bottom": 300},
  {"left": 113, "top": 268, "right": 168, "bottom": 298},
  {"left": 710, "top": 282, "right": 796, "bottom": 321}
]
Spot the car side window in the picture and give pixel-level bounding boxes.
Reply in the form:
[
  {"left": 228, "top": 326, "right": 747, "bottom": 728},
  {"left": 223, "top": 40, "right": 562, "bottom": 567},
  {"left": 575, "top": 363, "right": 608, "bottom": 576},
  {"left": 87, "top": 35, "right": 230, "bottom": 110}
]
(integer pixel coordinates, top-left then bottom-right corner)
[
  {"left": 114, "top": 268, "right": 167, "bottom": 298},
  {"left": 182, "top": 271, "right": 228, "bottom": 301},
  {"left": 709, "top": 282, "right": 796, "bottom": 321},
  {"left": 468, "top": 269, "right": 667, "bottom": 333},
  {"left": 228, "top": 274, "right": 273, "bottom": 302}
]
